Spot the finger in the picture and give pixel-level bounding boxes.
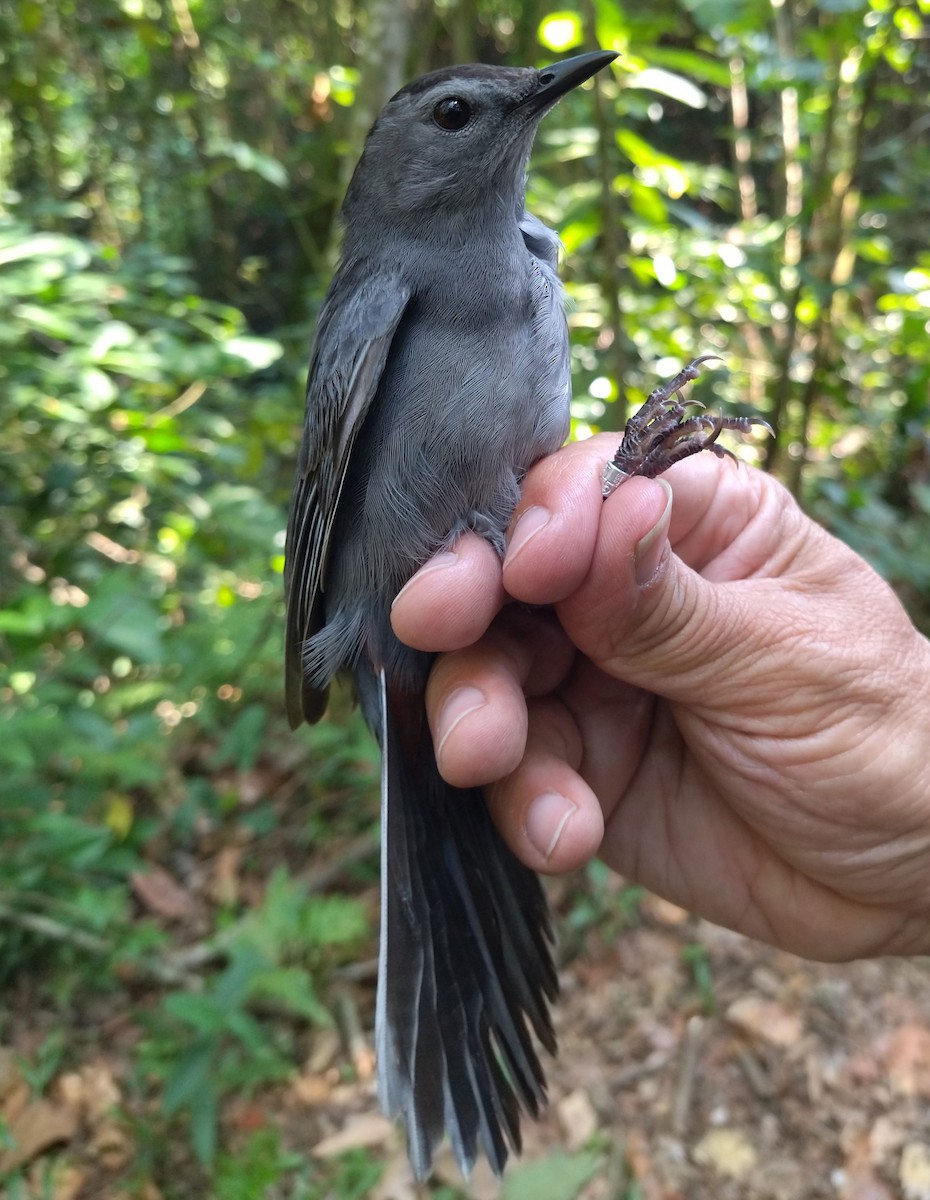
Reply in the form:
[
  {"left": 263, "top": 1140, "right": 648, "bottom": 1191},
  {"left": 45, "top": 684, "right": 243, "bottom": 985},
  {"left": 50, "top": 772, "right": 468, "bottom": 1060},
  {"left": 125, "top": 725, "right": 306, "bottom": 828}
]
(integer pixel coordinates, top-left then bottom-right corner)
[
  {"left": 558, "top": 465, "right": 848, "bottom": 714},
  {"left": 662, "top": 453, "right": 796, "bottom": 579},
  {"left": 503, "top": 435, "right": 613, "bottom": 604},
  {"left": 425, "top": 608, "right": 575, "bottom": 788},
  {"left": 506, "top": 437, "right": 796, "bottom": 599},
  {"left": 391, "top": 533, "right": 504, "bottom": 651},
  {"left": 485, "top": 697, "right": 605, "bottom": 875}
]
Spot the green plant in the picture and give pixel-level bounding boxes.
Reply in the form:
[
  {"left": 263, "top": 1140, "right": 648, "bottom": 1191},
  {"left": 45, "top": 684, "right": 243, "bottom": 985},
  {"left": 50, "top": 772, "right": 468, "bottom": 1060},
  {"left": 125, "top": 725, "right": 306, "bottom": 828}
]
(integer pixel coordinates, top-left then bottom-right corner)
[
  {"left": 681, "top": 942, "right": 716, "bottom": 1015},
  {"left": 213, "top": 1128, "right": 304, "bottom": 1200},
  {"left": 139, "top": 871, "right": 368, "bottom": 1165},
  {"left": 141, "top": 945, "right": 298, "bottom": 1165}
]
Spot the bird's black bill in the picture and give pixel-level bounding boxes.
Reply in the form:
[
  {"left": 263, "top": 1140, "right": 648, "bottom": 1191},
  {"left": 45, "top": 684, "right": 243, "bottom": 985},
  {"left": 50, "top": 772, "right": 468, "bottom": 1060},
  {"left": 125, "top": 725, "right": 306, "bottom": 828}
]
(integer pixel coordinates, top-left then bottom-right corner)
[{"left": 519, "top": 49, "right": 618, "bottom": 116}]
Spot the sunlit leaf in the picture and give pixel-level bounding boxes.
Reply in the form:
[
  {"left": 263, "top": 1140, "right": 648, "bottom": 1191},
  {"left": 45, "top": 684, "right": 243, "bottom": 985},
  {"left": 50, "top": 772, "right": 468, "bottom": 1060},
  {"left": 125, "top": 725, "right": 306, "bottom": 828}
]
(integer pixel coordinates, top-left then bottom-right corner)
[
  {"left": 222, "top": 336, "right": 283, "bottom": 368},
  {"left": 627, "top": 66, "right": 708, "bottom": 108},
  {"left": 616, "top": 128, "right": 683, "bottom": 170},
  {"left": 206, "top": 140, "right": 288, "bottom": 188},
  {"left": 0, "top": 233, "right": 88, "bottom": 267},
  {"left": 643, "top": 47, "right": 734, "bottom": 88}
]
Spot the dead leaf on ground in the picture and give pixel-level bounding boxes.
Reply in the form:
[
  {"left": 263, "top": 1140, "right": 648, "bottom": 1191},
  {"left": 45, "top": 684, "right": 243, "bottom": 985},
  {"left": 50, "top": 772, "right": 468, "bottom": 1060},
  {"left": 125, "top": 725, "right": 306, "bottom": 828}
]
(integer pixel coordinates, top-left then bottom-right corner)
[
  {"left": 0, "top": 1098, "right": 79, "bottom": 1172},
  {"left": 844, "top": 1179, "right": 895, "bottom": 1200},
  {"left": 869, "top": 1114, "right": 906, "bottom": 1167},
  {"left": 557, "top": 1088, "right": 599, "bottom": 1151},
  {"left": 431, "top": 1146, "right": 501, "bottom": 1200},
  {"left": 90, "top": 1119, "right": 134, "bottom": 1170},
  {"left": 130, "top": 865, "right": 194, "bottom": 921},
  {"left": 305, "top": 1027, "right": 341, "bottom": 1074},
  {"left": 726, "top": 995, "right": 803, "bottom": 1048},
  {"left": 209, "top": 843, "right": 242, "bottom": 906},
  {"left": 901, "top": 1142, "right": 930, "bottom": 1200},
  {"left": 692, "top": 1127, "right": 758, "bottom": 1180},
  {"left": 47, "top": 1164, "right": 86, "bottom": 1200},
  {"left": 54, "top": 1062, "right": 121, "bottom": 1124},
  {"left": 371, "top": 1147, "right": 420, "bottom": 1200},
  {"left": 885, "top": 1025, "right": 930, "bottom": 1098},
  {"left": 311, "top": 1113, "right": 394, "bottom": 1158},
  {"left": 291, "top": 1072, "right": 333, "bottom": 1107},
  {"left": 639, "top": 893, "right": 690, "bottom": 927}
]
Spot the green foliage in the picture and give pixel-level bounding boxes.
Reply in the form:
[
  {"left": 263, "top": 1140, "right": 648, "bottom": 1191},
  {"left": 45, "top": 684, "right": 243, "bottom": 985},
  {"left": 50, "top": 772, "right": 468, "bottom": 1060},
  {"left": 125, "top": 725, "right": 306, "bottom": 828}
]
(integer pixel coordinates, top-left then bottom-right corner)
[
  {"left": 230, "top": 868, "right": 370, "bottom": 975},
  {"left": 681, "top": 942, "right": 717, "bottom": 1015},
  {"left": 214, "top": 1138, "right": 385, "bottom": 1200},
  {"left": 214, "top": 1130, "right": 305, "bottom": 1200},
  {"left": 309, "top": 1149, "right": 385, "bottom": 1200},
  {"left": 140, "top": 874, "right": 367, "bottom": 1164},
  {"left": 142, "top": 944, "right": 297, "bottom": 1165},
  {"left": 0, "top": 215, "right": 296, "bottom": 992},
  {"left": 503, "top": 1149, "right": 603, "bottom": 1200}
]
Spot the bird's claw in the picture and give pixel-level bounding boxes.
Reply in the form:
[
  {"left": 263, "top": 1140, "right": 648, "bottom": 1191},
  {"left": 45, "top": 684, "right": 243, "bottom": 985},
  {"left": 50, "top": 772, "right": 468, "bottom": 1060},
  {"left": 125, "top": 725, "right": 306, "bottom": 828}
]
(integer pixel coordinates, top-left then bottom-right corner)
[{"left": 601, "top": 357, "right": 773, "bottom": 498}]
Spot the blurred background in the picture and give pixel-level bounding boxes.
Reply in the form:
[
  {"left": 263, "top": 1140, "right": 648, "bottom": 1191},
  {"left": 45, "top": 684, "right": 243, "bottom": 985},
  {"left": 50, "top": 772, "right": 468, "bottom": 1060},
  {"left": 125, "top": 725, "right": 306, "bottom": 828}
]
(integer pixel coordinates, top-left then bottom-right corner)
[{"left": 2, "top": 0, "right": 929, "bottom": 1196}]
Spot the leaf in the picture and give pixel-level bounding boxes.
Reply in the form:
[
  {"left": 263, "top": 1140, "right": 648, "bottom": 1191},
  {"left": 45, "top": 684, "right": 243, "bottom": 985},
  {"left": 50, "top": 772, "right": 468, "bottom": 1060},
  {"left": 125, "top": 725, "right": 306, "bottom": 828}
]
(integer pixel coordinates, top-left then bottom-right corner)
[
  {"left": 616, "top": 129, "right": 683, "bottom": 170},
  {"left": 679, "top": 0, "right": 770, "bottom": 33},
  {"left": 222, "top": 335, "right": 283, "bottom": 369},
  {"left": 643, "top": 47, "right": 734, "bottom": 88},
  {"left": 13, "top": 302, "right": 84, "bottom": 340},
  {"left": 692, "top": 1128, "right": 759, "bottom": 1179},
  {"left": 162, "top": 1040, "right": 214, "bottom": 1115},
  {"left": 163, "top": 993, "right": 226, "bottom": 1034},
  {"left": 311, "top": 1115, "right": 394, "bottom": 1159},
  {"left": 83, "top": 572, "right": 163, "bottom": 663},
  {"left": 0, "top": 233, "right": 87, "bottom": 268},
  {"left": 130, "top": 866, "right": 194, "bottom": 921},
  {"left": 250, "top": 966, "right": 331, "bottom": 1025},
  {"left": 206, "top": 140, "right": 288, "bottom": 188},
  {"left": 884, "top": 1024, "right": 930, "bottom": 1098},
  {"left": 556, "top": 1089, "right": 598, "bottom": 1151},
  {"left": 627, "top": 67, "right": 708, "bottom": 108},
  {"left": 726, "top": 995, "right": 804, "bottom": 1048},
  {"left": 0, "top": 1098, "right": 80, "bottom": 1172},
  {"left": 901, "top": 1142, "right": 930, "bottom": 1200},
  {"left": 189, "top": 1079, "right": 218, "bottom": 1165},
  {"left": 503, "top": 1151, "right": 602, "bottom": 1200}
]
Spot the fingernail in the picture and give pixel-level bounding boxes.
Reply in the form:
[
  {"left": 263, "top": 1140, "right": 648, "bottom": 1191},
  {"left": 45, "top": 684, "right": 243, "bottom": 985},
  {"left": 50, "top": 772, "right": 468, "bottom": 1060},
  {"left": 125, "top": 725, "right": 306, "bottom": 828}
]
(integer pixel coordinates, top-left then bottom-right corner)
[
  {"left": 634, "top": 479, "right": 673, "bottom": 587},
  {"left": 506, "top": 505, "right": 550, "bottom": 565},
  {"left": 391, "top": 551, "right": 458, "bottom": 609},
  {"left": 435, "top": 686, "right": 486, "bottom": 763},
  {"left": 525, "top": 791, "right": 576, "bottom": 861}
]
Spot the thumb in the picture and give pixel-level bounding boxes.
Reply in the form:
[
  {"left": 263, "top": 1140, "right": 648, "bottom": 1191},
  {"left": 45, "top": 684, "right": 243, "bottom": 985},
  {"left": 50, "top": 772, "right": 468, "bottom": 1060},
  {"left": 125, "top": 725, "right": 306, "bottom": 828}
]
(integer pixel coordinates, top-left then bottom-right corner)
[{"left": 555, "top": 466, "right": 817, "bottom": 709}]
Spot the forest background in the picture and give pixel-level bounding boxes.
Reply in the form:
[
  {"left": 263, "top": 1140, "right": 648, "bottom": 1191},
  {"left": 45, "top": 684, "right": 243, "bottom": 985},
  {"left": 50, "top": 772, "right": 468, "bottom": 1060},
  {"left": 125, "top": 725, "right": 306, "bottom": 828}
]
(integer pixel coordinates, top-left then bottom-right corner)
[{"left": 2, "top": 0, "right": 930, "bottom": 1196}]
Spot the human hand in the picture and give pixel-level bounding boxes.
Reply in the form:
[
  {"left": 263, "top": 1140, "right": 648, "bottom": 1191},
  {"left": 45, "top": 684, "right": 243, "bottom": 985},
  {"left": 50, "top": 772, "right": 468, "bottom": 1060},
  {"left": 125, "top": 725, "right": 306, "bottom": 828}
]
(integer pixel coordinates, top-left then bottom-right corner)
[{"left": 391, "top": 434, "right": 930, "bottom": 961}]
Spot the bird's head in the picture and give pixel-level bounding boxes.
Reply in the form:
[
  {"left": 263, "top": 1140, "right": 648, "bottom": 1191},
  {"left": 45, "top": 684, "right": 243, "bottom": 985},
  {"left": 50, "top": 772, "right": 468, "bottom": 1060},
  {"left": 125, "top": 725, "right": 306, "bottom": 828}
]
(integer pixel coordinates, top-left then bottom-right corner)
[{"left": 342, "top": 51, "right": 617, "bottom": 238}]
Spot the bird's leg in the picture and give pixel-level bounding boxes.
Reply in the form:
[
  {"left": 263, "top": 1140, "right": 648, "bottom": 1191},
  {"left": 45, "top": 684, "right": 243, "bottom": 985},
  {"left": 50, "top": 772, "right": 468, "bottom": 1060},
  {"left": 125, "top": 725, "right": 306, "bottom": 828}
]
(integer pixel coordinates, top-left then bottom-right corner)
[{"left": 601, "top": 356, "right": 773, "bottom": 498}]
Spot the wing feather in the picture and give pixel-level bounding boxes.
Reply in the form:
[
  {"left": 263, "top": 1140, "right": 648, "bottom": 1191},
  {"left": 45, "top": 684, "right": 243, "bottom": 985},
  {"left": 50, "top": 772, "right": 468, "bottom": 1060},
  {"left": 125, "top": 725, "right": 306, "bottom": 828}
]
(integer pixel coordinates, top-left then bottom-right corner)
[{"left": 284, "top": 268, "right": 411, "bottom": 727}]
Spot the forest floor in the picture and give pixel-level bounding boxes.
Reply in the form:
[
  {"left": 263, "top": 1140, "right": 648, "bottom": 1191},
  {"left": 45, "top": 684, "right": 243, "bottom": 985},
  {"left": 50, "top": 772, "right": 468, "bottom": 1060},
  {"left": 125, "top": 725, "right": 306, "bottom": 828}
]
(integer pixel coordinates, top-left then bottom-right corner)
[{"left": 4, "top": 816, "right": 930, "bottom": 1200}]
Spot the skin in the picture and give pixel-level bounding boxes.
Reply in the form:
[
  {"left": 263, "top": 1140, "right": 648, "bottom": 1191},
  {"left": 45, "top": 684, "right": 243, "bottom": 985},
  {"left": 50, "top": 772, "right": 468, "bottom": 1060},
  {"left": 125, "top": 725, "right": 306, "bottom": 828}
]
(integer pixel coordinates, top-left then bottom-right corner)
[{"left": 390, "top": 433, "right": 930, "bottom": 962}]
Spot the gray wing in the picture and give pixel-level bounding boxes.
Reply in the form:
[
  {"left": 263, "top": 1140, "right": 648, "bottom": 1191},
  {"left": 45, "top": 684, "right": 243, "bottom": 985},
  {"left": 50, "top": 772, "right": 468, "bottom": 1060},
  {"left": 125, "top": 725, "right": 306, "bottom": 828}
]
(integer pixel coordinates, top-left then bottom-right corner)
[
  {"left": 284, "top": 266, "right": 410, "bottom": 728},
  {"left": 520, "top": 211, "right": 571, "bottom": 450},
  {"left": 519, "top": 210, "right": 561, "bottom": 274}
]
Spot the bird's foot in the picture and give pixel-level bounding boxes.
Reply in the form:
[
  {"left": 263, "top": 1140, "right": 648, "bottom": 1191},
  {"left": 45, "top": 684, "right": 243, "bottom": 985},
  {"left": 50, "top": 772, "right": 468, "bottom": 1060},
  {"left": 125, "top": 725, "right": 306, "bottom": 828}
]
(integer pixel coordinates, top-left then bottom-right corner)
[{"left": 601, "top": 356, "right": 773, "bottom": 498}]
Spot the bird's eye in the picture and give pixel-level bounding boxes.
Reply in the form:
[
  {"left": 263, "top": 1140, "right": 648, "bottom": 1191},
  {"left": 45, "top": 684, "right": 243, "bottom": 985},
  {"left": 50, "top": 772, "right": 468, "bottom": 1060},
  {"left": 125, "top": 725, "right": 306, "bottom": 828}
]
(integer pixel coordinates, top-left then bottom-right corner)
[{"left": 432, "top": 97, "right": 472, "bottom": 131}]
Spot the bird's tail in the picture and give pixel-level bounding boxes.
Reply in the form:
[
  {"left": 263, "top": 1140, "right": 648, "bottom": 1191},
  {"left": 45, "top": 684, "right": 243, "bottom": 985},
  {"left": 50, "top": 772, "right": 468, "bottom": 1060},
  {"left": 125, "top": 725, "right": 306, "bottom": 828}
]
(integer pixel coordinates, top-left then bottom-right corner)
[{"left": 369, "top": 666, "right": 558, "bottom": 1179}]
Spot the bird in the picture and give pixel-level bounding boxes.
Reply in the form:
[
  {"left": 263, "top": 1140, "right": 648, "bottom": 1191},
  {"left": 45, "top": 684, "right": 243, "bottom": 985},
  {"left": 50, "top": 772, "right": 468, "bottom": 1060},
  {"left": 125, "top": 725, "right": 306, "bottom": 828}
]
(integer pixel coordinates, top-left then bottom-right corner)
[{"left": 283, "top": 50, "right": 618, "bottom": 1178}]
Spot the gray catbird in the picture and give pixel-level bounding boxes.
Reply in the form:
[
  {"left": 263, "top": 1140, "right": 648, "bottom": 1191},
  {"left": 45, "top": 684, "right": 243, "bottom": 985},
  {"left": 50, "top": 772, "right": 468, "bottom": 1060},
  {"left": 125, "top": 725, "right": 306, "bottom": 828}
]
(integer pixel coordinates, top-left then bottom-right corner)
[{"left": 284, "top": 51, "right": 617, "bottom": 1178}]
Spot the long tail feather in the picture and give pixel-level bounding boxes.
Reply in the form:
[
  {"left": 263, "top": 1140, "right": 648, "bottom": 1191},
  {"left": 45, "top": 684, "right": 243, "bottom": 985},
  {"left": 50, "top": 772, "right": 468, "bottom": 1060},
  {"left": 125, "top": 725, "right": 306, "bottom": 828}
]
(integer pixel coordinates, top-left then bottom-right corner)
[{"left": 371, "top": 666, "right": 558, "bottom": 1179}]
